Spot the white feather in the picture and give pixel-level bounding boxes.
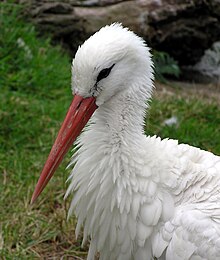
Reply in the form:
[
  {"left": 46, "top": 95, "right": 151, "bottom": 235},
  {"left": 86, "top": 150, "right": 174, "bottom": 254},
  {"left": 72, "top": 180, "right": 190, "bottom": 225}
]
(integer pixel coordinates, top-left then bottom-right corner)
[{"left": 63, "top": 23, "right": 220, "bottom": 259}]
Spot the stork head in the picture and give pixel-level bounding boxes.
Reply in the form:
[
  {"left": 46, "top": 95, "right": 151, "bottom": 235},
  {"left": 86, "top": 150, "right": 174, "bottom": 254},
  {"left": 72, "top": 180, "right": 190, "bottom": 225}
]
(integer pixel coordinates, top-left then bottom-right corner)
[
  {"left": 31, "top": 24, "right": 153, "bottom": 203},
  {"left": 72, "top": 23, "right": 153, "bottom": 106}
]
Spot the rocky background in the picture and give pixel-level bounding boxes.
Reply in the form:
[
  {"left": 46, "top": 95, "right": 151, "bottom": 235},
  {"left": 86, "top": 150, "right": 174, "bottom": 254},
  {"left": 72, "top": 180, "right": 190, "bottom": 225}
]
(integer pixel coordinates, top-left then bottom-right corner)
[{"left": 21, "top": 0, "right": 220, "bottom": 83}]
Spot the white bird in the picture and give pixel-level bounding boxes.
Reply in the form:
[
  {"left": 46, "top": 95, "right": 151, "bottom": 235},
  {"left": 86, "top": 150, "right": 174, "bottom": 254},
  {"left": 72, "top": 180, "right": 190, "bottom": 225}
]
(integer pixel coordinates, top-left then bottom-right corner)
[{"left": 32, "top": 24, "right": 220, "bottom": 260}]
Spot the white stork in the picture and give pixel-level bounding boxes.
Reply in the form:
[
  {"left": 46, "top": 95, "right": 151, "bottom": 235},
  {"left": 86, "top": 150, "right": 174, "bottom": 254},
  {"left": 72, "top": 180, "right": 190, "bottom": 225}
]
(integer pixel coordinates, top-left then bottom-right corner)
[{"left": 32, "top": 24, "right": 220, "bottom": 259}]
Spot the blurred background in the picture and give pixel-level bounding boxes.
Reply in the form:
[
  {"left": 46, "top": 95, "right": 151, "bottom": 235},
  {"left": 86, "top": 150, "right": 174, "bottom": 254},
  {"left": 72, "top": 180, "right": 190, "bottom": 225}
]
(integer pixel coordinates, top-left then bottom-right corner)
[{"left": 0, "top": 0, "right": 220, "bottom": 259}]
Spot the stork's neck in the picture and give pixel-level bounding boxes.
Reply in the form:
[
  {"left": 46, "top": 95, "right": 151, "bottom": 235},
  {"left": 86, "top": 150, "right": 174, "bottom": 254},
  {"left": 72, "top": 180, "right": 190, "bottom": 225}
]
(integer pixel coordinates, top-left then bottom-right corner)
[{"left": 92, "top": 82, "right": 153, "bottom": 145}]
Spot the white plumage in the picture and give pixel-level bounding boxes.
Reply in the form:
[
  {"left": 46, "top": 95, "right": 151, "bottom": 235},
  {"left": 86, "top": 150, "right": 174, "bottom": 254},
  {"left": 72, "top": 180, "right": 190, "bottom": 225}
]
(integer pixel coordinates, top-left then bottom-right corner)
[{"left": 38, "top": 24, "right": 220, "bottom": 259}]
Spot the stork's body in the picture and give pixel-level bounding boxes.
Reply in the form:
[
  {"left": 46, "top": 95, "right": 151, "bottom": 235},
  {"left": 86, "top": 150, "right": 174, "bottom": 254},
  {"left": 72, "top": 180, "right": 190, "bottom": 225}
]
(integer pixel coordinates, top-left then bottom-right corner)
[
  {"left": 32, "top": 24, "right": 220, "bottom": 259},
  {"left": 68, "top": 123, "right": 220, "bottom": 259}
]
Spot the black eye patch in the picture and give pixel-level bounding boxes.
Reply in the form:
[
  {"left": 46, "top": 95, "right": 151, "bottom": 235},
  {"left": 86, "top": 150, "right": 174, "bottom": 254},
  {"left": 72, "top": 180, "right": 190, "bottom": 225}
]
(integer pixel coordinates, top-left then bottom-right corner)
[{"left": 96, "top": 64, "right": 115, "bottom": 83}]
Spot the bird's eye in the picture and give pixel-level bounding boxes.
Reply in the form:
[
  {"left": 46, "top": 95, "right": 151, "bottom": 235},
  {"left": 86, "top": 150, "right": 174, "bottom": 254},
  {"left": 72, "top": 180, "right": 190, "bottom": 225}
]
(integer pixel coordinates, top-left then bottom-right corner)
[{"left": 97, "top": 64, "right": 115, "bottom": 83}]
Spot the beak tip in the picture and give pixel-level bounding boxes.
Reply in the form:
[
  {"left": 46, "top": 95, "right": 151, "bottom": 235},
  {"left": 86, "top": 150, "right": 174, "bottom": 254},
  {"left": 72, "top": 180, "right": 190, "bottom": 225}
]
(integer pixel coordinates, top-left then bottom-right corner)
[
  {"left": 30, "top": 189, "right": 39, "bottom": 205},
  {"left": 30, "top": 195, "right": 36, "bottom": 205}
]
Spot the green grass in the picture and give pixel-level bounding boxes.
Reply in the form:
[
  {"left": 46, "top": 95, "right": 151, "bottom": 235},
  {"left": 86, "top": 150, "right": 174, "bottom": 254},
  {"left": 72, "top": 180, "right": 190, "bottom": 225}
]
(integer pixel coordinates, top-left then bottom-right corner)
[
  {"left": 147, "top": 97, "right": 220, "bottom": 154},
  {"left": 0, "top": 2, "right": 220, "bottom": 259},
  {"left": 0, "top": 2, "right": 88, "bottom": 259}
]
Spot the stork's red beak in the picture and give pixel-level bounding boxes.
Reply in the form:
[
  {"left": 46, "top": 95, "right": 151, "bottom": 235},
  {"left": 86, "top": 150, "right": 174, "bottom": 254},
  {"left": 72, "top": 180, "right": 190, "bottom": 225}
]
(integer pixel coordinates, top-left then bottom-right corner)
[{"left": 31, "top": 94, "right": 97, "bottom": 204}]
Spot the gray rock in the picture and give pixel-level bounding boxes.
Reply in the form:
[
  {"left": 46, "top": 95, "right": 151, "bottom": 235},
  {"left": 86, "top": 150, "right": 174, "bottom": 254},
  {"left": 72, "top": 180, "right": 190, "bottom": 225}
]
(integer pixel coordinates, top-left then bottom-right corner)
[
  {"left": 21, "top": 0, "right": 220, "bottom": 81},
  {"left": 184, "top": 41, "right": 220, "bottom": 83}
]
